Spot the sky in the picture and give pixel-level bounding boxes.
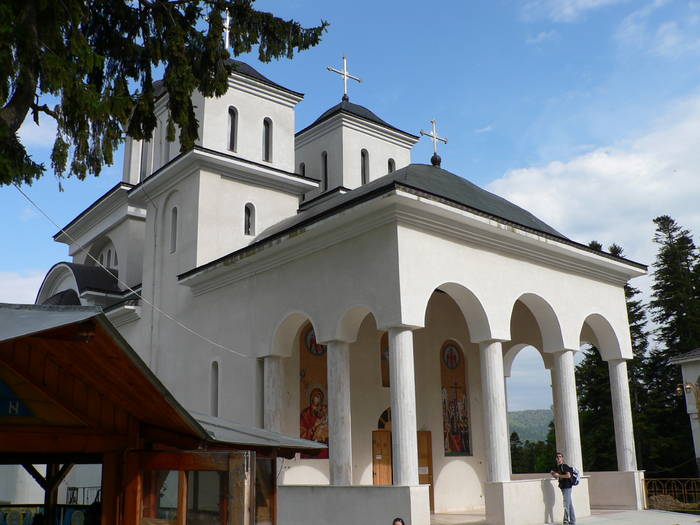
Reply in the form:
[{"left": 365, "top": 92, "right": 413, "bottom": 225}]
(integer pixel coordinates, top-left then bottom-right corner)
[{"left": 3, "top": 0, "right": 700, "bottom": 411}]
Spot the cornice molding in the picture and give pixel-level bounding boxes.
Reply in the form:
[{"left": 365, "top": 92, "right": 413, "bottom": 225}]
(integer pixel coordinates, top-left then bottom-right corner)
[
  {"left": 228, "top": 74, "right": 303, "bottom": 108},
  {"left": 105, "top": 304, "right": 142, "bottom": 328},
  {"left": 129, "top": 147, "right": 318, "bottom": 205},
  {"left": 180, "top": 189, "right": 646, "bottom": 296},
  {"left": 295, "top": 112, "right": 418, "bottom": 149}
]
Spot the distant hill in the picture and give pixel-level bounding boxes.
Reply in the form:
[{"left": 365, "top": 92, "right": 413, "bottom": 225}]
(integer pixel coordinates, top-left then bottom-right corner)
[{"left": 508, "top": 409, "right": 553, "bottom": 443}]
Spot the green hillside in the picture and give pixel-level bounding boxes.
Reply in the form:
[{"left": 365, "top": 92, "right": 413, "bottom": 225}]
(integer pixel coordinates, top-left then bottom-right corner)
[{"left": 507, "top": 409, "right": 553, "bottom": 443}]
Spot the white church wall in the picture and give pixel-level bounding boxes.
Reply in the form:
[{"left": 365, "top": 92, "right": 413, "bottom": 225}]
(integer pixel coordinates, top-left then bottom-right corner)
[
  {"left": 295, "top": 125, "right": 344, "bottom": 195},
  {"left": 0, "top": 466, "right": 44, "bottom": 504},
  {"left": 195, "top": 169, "right": 300, "bottom": 266},
  {"left": 200, "top": 81, "right": 298, "bottom": 172},
  {"left": 340, "top": 126, "right": 412, "bottom": 189},
  {"left": 395, "top": 223, "right": 632, "bottom": 359}
]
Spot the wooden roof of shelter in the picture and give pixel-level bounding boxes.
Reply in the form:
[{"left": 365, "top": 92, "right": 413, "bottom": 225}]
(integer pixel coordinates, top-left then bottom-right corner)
[{"left": 0, "top": 303, "right": 324, "bottom": 463}]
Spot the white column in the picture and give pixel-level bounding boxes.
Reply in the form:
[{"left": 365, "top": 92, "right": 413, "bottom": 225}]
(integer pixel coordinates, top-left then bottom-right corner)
[
  {"left": 263, "top": 356, "right": 282, "bottom": 432},
  {"left": 608, "top": 359, "right": 638, "bottom": 471},
  {"left": 550, "top": 371, "right": 564, "bottom": 453},
  {"left": 388, "top": 327, "right": 419, "bottom": 486},
  {"left": 327, "top": 341, "right": 353, "bottom": 485},
  {"left": 551, "top": 349, "right": 583, "bottom": 470},
  {"left": 479, "top": 340, "right": 510, "bottom": 482}
]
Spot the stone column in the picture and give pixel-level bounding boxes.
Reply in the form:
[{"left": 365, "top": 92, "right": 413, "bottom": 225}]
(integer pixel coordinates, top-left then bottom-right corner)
[
  {"left": 479, "top": 340, "right": 510, "bottom": 482},
  {"left": 551, "top": 349, "right": 583, "bottom": 470},
  {"left": 327, "top": 341, "right": 353, "bottom": 485},
  {"left": 608, "top": 359, "right": 638, "bottom": 471},
  {"left": 263, "top": 356, "right": 282, "bottom": 432},
  {"left": 388, "top": 327, "right": 419, "bottom": 486}
]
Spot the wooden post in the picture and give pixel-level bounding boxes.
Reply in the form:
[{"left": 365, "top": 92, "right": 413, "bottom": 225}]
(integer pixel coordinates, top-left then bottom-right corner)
[
  {"left": 176, "top": 471, "right": 188, "bottom": 525},
  {"left": 102, "top": 453, "right": 121, "bottom": 525},
  {"left": 123, "top": 453, "right": 143, "bottom": 525},
  {"left": 228, "top": 453, "right": 250, "bottom": 525}
]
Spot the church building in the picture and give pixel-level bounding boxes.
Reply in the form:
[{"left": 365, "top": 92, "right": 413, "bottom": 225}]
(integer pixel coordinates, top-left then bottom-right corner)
[{"left": 21, "top": 57, "right": 648, "bottom": 525}]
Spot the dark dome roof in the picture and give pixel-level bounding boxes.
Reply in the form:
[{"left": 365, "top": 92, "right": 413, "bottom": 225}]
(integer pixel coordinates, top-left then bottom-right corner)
[
  {"left": 297, "top": 98, "right": 416, "bottom": 137},
  {"left": 257, "top": 163, "right": 565, "bottom": 242},
  {"left": 153, "top": 59, "right": 301, "bottom": 99}
]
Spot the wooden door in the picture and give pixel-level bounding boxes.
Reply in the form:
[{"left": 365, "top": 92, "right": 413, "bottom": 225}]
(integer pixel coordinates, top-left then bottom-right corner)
[
  {"left": 372, "top": 430, "right": 393, "bottom": 485},
  {"left": 417, "top": 431, "right": 434, "bottom": 511}
]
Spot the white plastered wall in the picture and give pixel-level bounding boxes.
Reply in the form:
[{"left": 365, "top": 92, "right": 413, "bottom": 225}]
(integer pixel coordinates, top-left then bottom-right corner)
[
  {"left": 200, "top": 80, "right": 298, "bottom": 172},
  {"left": 340, "top": 126, "right": 412, "bottom": 188}
]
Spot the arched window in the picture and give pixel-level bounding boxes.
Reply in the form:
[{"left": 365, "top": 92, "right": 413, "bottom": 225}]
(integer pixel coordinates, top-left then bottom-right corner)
[
  {"left": 113, "top": 251, "right": 118, "bottom": 266},
  {"left": 244, "top": 203, "right": 255, "bottom": 236},
  {"left": 170, "top": 207, "right": 178, "bottom": 253},
  {"left": 228, "top": 106, "right": 238, "bottom": 151},
  {"left": 106, "top": 250, "right": 112, "bottom": 268},
  {"left": 361, "top": 149, "right": 369, "bottom": 185},
  {"left": 299, "top": 162, "right": 306, "bottom": 177},
  {"left": 262, "top": 118, "right": 272, "bottom": 161},
  {"left": 210, "top": 361, "right": 219, "bottom": 417},
  {"left": 321, "top": 151, "right": 328, "bottom": 191},
  {"left": 388, "top": 158, "right": 396, "bottom": 173}
]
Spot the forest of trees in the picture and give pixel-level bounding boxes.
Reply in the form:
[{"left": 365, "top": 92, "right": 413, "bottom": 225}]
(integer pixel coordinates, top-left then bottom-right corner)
[{"left": 511, "top": 215, "right": 700, "bottom": 476}]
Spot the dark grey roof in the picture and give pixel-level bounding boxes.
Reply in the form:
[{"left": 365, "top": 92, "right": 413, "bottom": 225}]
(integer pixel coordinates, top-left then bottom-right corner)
[
  {"left": 43, "top": 289, "right": 81, "bottom": 306},
  {"left": 193, "top": 412, "right": 326, "bottom": 454},
  {"left": 261, "top": 163, "right": 565, "bottom": 240},
  {"left": 38, "top": 262, "right": 121, "bottom": 304},
  {"left": 670, "top": 348, "right": 700, "bottom": 364},
  {"left": 297, "top": 98, "right": 417, "bottom": 137},
  {"left": 0, "top": 303, "right": 102, "bottom": 342},
  {"left": 153, "top": 59, "right": 302, "bottom": 100}
]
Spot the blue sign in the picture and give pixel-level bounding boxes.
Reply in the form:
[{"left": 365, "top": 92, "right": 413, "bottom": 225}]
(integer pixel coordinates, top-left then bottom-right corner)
[{"left": 0, "top": 378, "right": 32, "bottom": 417}]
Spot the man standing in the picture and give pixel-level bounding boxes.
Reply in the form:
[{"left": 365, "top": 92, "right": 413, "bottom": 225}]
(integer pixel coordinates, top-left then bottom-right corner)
[{"left": 550, "top": 452, "right": 575, "bottom": 525}]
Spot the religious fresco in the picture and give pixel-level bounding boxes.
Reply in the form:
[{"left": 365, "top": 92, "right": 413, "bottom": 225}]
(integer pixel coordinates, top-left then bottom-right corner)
[
  {"left": 380, "top": 333, "right": 390, "bottom": 388},
  {"left": 299, "top": 323, "right": 329, "bottom": 458},
  {"left": 440, "top": 340, "right": 471, "bottom": 456}
]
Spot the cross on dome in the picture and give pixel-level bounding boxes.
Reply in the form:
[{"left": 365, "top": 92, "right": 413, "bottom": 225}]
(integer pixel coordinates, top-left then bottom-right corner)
[
  {"left": 327, "top": 56, "right": 362, "bottom": 101},
  {"left": 224, "top": 12, "right": 230, "bottom": 50},
  {"left": 420, "top": 119, "right": 448, "bottom": 167}
]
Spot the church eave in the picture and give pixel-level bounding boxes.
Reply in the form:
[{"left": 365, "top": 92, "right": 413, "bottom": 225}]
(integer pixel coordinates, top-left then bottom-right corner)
[
  {"left": 129, "top": 146, "right": 319, "bottom": 205},
  {"left": 296, "top": 108, "right": 418, "bottom": 141},
  {"left": 54, "top": 182, "right": 137, "bottom": 243}
]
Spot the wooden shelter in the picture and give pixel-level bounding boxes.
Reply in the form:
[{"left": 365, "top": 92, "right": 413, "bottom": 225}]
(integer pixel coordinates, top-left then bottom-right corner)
[{"left": 0, "top": 304, "right": 324, "bottom": 525}]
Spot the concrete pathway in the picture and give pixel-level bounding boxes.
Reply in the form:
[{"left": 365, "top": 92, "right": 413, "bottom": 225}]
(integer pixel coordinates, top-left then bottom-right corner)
[{"left": 430, "top": 509, "right": 700, "bottom": 525}]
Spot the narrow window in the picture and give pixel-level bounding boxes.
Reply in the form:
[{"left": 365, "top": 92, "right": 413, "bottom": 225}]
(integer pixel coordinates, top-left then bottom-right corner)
[
  {"left": 228, "top": 106, "right": 238, "bottom": 151},
  {"left": 299, "top": 162, "right": 306, "bottom": 176},
  {"left": 263, "top": 118, "right": 272, "bottom": 161},
  {"left": 107, "top": 249, "right": 112, "bottom": 268},
  {"left": 113, "top": 251, "right": 118, "bottom": 266},
  {"left": 99, "top": 253, "right": 104, "bottom": 265},
  {"left": 170, "top": 207, "right": 178, "bottom": 253},
  {"left": 388, "top": 158, "right": 396, "bottom": 173},
  {"left": 210, "top": 361, "right": 219, "bottom": 417},
  {"left": 139, "top": 141, "right": 150, "bottom": 181},
  {"left": 244, "top": 203, "right": 255, "bottom": 236},
  {"left": 361, "top": 149, "right": 369, "bottom": 185},
  {"left": 321, "top": 151, "right": 328, "bottom": 191}
]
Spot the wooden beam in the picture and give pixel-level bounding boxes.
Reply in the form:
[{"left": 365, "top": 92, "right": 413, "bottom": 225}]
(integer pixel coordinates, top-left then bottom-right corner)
[
  {"left": 141, "top": 424, "right": 202, "bottom": 450},
  {"left": 134, "top": 451, "right": 229, "bottom": 472},
  {"left": 21, "top": 463, "right": 47, "bottom": 490},
  {"left": 3, "top": 431, "right": 128, "bottom": 453},
  {"left": 123, "top": 452, "right": 142, "bottom": 525}
]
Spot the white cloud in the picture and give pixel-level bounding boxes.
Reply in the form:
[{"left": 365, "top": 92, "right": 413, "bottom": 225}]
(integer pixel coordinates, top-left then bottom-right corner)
[
  {"left": 487, "top": 92, "right": 700, "bottom": 275},
  {"left": 616, "top": 0, "right": 700, "bottom": 58},
  {"left": 18, "top": 115, "right": 57, "bottom": 149},
  {"left": 526, "top": 30, "right": 558, "bottom": 44},
  {"left": 523, "top": 0, "right": 628, "bottom": 22},
  {"left": 19, "top": 206, "right": 38, "bottom": 222},
  {"left": 0, "top": 271, "right": 45, "bottom": 304},
  {"left": 474, "top": 124, "right": 494, "bottom": 134}
]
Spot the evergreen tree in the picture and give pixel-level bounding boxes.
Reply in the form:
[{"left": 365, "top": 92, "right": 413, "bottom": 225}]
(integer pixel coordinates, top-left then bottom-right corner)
[
  {"left": 1, "top": 1, "right": 328, "bottom": 186},
  {"left": 642, "top": 216, "right": 700, "bottom": 476}
]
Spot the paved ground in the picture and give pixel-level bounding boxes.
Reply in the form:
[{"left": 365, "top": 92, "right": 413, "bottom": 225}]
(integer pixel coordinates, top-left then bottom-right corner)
[{"left": 430, "top": 509, "right": 700, "bottom": 525}]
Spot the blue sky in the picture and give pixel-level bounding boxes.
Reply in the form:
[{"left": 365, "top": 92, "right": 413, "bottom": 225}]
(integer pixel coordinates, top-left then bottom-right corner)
[{"left": 3, "top": 0, "right": 700, "bottom": 410}]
